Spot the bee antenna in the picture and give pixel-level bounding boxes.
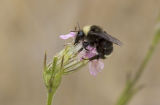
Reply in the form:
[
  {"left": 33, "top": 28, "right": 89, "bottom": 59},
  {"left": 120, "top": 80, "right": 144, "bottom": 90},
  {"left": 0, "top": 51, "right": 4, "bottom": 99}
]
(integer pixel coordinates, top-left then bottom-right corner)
[
  {"left": 77, "top": 22, "right": 80, "bottom": 30},
  {"left": 71, "top": 22, "right": 80, "bottom": 32},
  {"left": 74, "top": 26, "right": 77, "bottom": 31}
]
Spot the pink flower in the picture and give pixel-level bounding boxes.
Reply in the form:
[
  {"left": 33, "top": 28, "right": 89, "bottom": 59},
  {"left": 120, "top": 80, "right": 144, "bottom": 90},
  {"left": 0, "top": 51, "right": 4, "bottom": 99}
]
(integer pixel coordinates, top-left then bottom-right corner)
[
  {"left": 89, "top": 60, "right": 104, "bottom": 76},
  {"left": 78, "top": 46, "right": 97, "bottom": 60},
  {"left": 59, "top": 32, "right": 105, "bottom": 76},
  {"left": 59, "top": 32, "right": 76, "bottom": 40},
  {"left": 78, "top": 45, "right": 104, "bottom": 76}
]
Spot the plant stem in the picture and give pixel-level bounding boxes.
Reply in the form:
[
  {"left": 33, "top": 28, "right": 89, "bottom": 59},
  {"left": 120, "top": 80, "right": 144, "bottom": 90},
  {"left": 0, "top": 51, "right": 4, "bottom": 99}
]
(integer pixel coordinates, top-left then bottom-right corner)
[
  {"left": 116, "top": 42, "right": 157, "bottom": 105},
  {"left": 132, "top": 44, "right": 155, "bottom": 85},
  {"left": 46, "top": 90, "right": 56, "bottom": 105},
  {"left": 116, "top": 21, "right": 160, "bottom": 105}
]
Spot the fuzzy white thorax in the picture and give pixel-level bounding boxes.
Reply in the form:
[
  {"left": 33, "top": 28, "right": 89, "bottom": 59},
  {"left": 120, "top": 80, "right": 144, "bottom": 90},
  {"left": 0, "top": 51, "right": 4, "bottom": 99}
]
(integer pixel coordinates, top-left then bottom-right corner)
[{"left": 83, "top": 25, "right": 91, "bottom": 35}]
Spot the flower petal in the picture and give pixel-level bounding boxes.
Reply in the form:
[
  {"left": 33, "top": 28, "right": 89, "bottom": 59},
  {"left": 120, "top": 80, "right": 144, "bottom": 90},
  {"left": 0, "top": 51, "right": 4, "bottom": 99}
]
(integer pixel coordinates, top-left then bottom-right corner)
[
  {"left": 81, "top": 46, "right": 98, "bottom": 59},
  {"left": 59, "top": 32, "right": 76, "bottom": 40},
  {"left": 97, "top": 60, "right": 104, "bottom": 71},
  {"left": 89, "top": 61, "right": 97, "bottom": 76},
  {"left": 89, "top": 60, "right": 104, "bottom": 76}
]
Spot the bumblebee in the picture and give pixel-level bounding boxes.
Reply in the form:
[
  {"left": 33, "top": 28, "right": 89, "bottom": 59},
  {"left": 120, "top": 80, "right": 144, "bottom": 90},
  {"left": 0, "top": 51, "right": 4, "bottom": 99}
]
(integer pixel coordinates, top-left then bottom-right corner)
[{"left": 74, "top": 25, "right": 122, "bottom": 61}]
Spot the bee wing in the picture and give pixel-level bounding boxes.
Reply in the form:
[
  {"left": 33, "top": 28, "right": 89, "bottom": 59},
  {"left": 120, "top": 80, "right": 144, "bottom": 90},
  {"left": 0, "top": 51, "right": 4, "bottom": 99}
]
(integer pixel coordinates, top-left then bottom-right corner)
[{"left": 91, "top": 32, "right": 122, "bottom": 46}]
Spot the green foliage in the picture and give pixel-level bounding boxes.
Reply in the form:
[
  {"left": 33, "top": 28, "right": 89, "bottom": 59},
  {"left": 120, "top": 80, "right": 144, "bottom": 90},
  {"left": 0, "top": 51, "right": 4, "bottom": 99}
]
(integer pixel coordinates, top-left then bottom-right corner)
[{"left": 43, "top": 44, "right": 88, "bottom": 105}]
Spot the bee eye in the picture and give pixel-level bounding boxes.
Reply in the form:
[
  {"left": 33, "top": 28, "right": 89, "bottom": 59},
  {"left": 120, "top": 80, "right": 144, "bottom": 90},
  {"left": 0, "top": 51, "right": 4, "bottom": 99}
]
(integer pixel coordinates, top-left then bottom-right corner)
[{"left": 78, "top": 31, "right": 84, "bottom": 36}]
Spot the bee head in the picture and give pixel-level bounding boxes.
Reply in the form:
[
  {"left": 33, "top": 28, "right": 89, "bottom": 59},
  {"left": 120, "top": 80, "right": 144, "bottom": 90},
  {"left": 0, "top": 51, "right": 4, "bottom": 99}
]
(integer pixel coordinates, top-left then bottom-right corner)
[{"left": 74, "top": 30, "right": 85, "bottom": 45}]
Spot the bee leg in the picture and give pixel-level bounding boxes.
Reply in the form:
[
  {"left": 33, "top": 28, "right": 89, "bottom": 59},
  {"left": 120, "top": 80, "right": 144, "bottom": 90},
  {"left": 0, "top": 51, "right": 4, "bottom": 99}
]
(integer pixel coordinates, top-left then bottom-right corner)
[
  {"left": 78, "top": 47, "right": 83, "bottom": 53},
  {"left": 81, "top": 55, "right": 99, "bottom": 61},
  {"left": 88, "top": 55, "right": 100, "bottom": 61},
  {"left": 89, "top": 53, "right": 105, "bottom": 61}
]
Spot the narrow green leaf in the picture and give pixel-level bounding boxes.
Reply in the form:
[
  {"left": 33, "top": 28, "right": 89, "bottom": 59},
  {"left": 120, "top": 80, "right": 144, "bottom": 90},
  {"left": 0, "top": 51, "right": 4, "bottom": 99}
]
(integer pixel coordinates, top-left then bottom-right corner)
[{"left": 43, "top": 51, "right": 47, "bottom": 71}]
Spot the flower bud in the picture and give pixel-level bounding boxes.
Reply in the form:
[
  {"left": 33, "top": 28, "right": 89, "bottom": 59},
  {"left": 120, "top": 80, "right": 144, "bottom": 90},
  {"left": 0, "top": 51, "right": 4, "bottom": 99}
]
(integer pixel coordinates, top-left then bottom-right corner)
[{"left": 43, "top": 43, "right": 88, "bottom": 92}]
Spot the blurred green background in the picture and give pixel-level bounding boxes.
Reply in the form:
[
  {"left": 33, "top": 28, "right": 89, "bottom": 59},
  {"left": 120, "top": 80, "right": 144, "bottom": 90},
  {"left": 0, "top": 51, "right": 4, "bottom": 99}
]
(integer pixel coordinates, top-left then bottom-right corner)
[{"left": 0, "top": 0, "right": 160, "bottom": 105}]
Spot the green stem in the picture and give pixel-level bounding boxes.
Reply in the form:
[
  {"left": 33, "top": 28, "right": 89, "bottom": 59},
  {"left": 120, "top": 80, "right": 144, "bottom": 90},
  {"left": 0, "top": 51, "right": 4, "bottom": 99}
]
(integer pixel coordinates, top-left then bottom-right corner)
[
  {"left": 116, "top": 21, "right": 160, "bottom": 105},
  {"left": 116, "top": 42, "right": 157, "bottom": 105},
  {"left": 116, "top": 82, "right": 133, "bottom": 105},
  {"left": 132, "top": 44, "right": 155, "bottom": 85},
  {"left": 46, "top": 89, "right": 56, "bottom": 105}
]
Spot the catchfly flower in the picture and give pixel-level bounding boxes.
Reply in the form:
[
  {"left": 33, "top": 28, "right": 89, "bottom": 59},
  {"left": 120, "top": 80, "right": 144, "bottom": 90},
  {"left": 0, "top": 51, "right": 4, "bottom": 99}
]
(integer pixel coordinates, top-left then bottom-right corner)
[
  {"left": 43, "top": 25, "right": 122, "bottom": 105},
  {"left": 43, "top": 30, "right": 106, "bottom": 98},
  {"left": 43, "top": 33, "right": 89, "bottom": 105},
  {"left": 59, "top": 32, "right": 105, "bottom": 76}
]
